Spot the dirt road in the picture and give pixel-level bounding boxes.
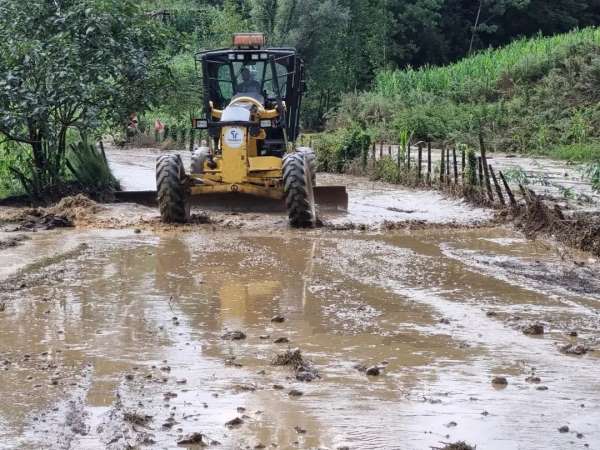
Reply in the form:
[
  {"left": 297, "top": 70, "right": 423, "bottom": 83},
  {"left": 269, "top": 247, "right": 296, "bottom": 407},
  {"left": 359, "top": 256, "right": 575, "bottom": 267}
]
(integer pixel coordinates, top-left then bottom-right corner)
[{"left": 0, "top": 148, "right": 599, "bottom": 450}]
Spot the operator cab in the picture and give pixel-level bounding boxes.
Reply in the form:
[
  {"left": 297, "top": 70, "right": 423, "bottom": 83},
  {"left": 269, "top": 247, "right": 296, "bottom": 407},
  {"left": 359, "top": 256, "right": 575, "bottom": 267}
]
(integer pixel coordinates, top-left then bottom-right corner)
[{"left": 195, "top": 33, "right": 305, "bottom": 156}]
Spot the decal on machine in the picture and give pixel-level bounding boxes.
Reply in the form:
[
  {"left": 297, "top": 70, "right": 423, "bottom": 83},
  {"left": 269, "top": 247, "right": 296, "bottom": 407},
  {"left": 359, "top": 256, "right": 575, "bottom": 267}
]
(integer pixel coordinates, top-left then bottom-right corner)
[{"left": 224, "top": 127, "right": 244, "bottom": 149}]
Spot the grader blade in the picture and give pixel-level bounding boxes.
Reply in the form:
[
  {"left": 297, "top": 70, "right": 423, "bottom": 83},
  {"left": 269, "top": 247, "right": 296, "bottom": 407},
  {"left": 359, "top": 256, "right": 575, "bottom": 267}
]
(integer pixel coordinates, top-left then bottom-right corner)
[
  {"left": 114, "top": 185, "right": 348, "bottom": 212},
  {"left": 314, "top": 186, "right": 348, "bottom": 211}
]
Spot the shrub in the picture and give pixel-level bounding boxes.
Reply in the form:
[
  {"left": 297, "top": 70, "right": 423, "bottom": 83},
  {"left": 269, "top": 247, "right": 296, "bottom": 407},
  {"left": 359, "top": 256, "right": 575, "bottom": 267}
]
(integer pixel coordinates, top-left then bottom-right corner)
[
  {"left": 314, "top": 125, "right": 371, "bottom": 173},
  {"left": 66, "top": 142, "right": 121, "bottom": 193}
]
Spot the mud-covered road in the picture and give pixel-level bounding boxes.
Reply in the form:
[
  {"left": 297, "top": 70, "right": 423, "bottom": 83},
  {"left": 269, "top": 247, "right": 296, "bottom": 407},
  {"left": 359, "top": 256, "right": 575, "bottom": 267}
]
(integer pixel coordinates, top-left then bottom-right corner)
[{"left": 0, "top": 147, "right": 599, "bottom": 450}]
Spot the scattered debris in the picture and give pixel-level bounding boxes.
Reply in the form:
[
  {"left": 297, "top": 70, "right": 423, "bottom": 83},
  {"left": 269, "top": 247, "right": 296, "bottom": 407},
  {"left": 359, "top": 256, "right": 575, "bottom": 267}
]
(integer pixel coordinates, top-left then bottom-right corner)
[
  {"left": 288, "top": 389, "right": 303, "bottom": 397},
  {"left": 0, "top": 234, "right": 29, "bottom": 250},
  {"left": 522, "top": 323, "right": 545, "bottom": 335},
  {"left": 221, "top": 330, "right": 247, "bottom": 341},
  {"left": 491, "top": 376, "right": 508, "bottom": 386},
  {"left": 177, "top": 432, "right": 208, "bottom": 446},
  {"left": 525, "top": 376, "right": 541, "bottom": 384},
  {"left": 366, "top": 366, "right": 381, "bottom": 376},
  {"left": 225, "top": 417, "right": 244, "bottom": 429},
  {"left": 274, "top": 337, "right": 289, "bottom": 344},
  {"left": 431, "top": 442, "right": 475, "bottom": 450},
  {"left": 560, "top": 343, "right": 589, "bottom": 355},
  {"left": 123, "top": 411, "right": 153, "bottom": 427},
  {"left": 558, "top": 425, "right": 570, "bottom": 433},
  {"left": 271, "top": 315, "right": 285, "bottom": 323},
  {"left": 272, "top": 348, "right": 319, "bottom": 382}
]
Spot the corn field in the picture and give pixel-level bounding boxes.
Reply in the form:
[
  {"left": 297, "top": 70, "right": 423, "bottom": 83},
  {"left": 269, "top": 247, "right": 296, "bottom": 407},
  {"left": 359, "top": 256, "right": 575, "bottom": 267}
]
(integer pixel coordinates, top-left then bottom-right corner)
[{"left": 375, "top": 27, "right": 600, "bottom": 99}]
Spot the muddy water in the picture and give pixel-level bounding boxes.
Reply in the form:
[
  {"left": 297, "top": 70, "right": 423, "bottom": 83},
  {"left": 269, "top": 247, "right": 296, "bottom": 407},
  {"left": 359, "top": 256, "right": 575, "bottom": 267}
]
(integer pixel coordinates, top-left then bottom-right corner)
[{"left": 1, "top": 226, "right": 599, "bottom": 450}]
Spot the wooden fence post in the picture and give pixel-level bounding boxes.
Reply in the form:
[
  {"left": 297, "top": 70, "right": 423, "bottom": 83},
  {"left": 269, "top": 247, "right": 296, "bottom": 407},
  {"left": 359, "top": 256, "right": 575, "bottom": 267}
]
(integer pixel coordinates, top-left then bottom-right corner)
[
  {"left": 489, "top": 165, "right": 505, "bottom": 207},
  {"left": 477, "top": 156, "right": 484, "bottom": 187},
  {"left": 427, "top": 141, "right": 432, "bottom": 184},
  {"left": 452, "top": 147, "right": 458, "bottom": 184},
  {"left": 461, "top": 147, "right": 466, "bottom": 179},
  {"left": 446, "top": 146, "right": 450, "bottom": 183},
  {"left": 499, "top": 171, "right": 518, "bottom": 208},
  {"left": 379, "top": 142, "right": 384, "bottom": 159},
  {"left": 388, "top": 145, "right": 392, "bottom": 157},
  {"left": 417, "top": 142, "right": 423, "bottom": 182},
  {"left": 440, "top": 147, "right": 446, "bottom": 184},
  {"left": 407, "top": 143, "right": 411, "bottom": 171},
  {"left": 371, "top": 142, "right": 376, "bottom": 161}
]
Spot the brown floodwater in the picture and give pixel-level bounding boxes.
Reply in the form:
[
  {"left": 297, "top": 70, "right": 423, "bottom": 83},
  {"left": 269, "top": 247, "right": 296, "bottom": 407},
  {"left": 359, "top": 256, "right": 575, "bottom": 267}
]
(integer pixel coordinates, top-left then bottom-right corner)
[{"left": 1, "top": 224, "right": 599, "bottom": 450}]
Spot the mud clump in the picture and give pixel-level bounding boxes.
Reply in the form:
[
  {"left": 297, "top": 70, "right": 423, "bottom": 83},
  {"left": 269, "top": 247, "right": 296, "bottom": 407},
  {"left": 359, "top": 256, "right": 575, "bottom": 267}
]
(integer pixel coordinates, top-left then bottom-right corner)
[
  {"left": 491, "top": 376, "right": 508, "bottom": 387},
  {"left": 17, "top": 211, "right": 73, "bottom": 231},
  {"left": 515, "top": 188, "right": 600, "bottom": 257},
  {"left": 47, "top": 194, "right": 100, "bottom": 222},
  {"left": 558, "top": 425, "right": 570, "bottom": 433},
  {"left": 522, "top": 323, "right": 545, "bottom": 336},
  {"left": 559, "top": 343, "right": 590, "bottom": 355},
  {"left": 272, "top": 348, "right": 320, "bottom": 382},
  {"left": 271, "top": 315, "right": 286, "bottom": 323},
  {"left": 366, "top": 366, "right": 381, "bottom": 376},
  {"left": 123, "top": 411, "right": 152, "bottom": 427},
  {"left": 0, "top": 234, "right": 29, "bottom": 250},
  {"left": 2, "top": 195, "right": 100, "bottom": 231},
  {"left": 433, "top": 442, "right": 476, "bottom": 450},
  {"left": 225, "top": 417, "right": 243, "bottom": 429},
  {"left": 177, "top": 432, "right": 209, "bottom": 446},
  {"left": 221, "top": 330, "right": 246, "bottom": 341}
]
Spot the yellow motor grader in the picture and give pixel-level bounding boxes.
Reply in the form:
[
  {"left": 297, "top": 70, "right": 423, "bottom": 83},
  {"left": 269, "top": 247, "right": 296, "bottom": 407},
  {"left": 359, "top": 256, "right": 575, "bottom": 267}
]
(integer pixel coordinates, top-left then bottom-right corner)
[{"left": 156, "top": 33, "right": 347, "bottom": 227}]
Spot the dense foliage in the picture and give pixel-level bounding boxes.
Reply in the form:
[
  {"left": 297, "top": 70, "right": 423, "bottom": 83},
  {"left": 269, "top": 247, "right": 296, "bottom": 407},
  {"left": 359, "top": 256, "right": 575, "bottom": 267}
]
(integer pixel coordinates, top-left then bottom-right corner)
[
  {"left": 335, "top": 28, "right": 600, "bottom": 160},
  {"left": 0, "top": 0, "right": 166, "bottom": 198},
  {"left": 1, "top": 0, "right": 600, "bottom": 199}
]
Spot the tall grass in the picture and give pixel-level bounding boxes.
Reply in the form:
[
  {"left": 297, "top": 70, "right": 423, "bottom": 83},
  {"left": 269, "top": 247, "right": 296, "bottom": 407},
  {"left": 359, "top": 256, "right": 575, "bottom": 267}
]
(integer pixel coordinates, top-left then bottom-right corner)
[
  {"left": 375, "top": 27, "right": 600, "bottom": 99},
  {"left": 66, "top": 142, "right": 121, "bottom": 193}
]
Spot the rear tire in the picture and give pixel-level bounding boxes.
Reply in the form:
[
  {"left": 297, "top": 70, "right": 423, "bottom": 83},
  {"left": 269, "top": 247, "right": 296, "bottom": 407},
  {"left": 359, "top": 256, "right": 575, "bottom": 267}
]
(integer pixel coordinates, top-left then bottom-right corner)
[
  {"left": 283, "top": 152, "right": 316, "bottom": 228},
  {"left": 156, "top": 154, "right": 190, "bottom": 223}
]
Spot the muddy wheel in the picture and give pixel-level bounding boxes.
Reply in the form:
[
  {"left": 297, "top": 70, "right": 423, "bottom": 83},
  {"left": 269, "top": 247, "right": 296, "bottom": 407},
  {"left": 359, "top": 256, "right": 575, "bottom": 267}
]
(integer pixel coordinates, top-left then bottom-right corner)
[
  {"left": 156, "top": 154, "right": 190, "bottom": 223},
  {"left": 297, "top": 147, "right": 317, "bottom": 186},
  {"left": 283, "top": 152, "right": 316, "bottom": 228}
]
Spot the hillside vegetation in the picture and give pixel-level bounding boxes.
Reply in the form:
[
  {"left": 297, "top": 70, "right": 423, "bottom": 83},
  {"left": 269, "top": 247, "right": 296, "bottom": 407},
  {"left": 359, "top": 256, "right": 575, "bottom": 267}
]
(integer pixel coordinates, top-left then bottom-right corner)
[{"left": 334, "top": 27, "right": 600, "bottom": 161}]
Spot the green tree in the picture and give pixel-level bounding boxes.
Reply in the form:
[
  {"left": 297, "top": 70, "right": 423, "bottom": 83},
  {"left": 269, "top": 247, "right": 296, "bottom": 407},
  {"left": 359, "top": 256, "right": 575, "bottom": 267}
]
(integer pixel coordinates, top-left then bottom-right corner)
[{"left": 0, "top": 0, "right": 166, "bottom": 197}]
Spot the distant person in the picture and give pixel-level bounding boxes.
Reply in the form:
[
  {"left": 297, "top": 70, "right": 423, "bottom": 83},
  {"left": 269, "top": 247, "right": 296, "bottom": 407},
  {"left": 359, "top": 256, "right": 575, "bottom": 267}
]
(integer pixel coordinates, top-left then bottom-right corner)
[{"left": 237, "top": 68, "right": 261, "bottom": 94}]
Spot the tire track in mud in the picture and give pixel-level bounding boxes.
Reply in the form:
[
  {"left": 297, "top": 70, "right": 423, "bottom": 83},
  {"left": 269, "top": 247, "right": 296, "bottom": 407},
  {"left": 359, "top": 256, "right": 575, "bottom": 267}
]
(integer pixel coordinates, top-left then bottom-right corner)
[{"left": 316, "top": 234, "right": 600, "bottom": 449}]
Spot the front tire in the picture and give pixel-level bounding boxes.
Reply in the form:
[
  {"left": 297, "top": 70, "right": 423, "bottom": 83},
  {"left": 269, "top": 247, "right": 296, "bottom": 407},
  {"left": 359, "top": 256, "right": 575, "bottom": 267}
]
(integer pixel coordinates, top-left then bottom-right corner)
[
  {"left": 156, "top": 154, "right": 190, "bottom": 223},
  {"left": 283, "top": 152, "right": 316, "bottom": 228}
]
